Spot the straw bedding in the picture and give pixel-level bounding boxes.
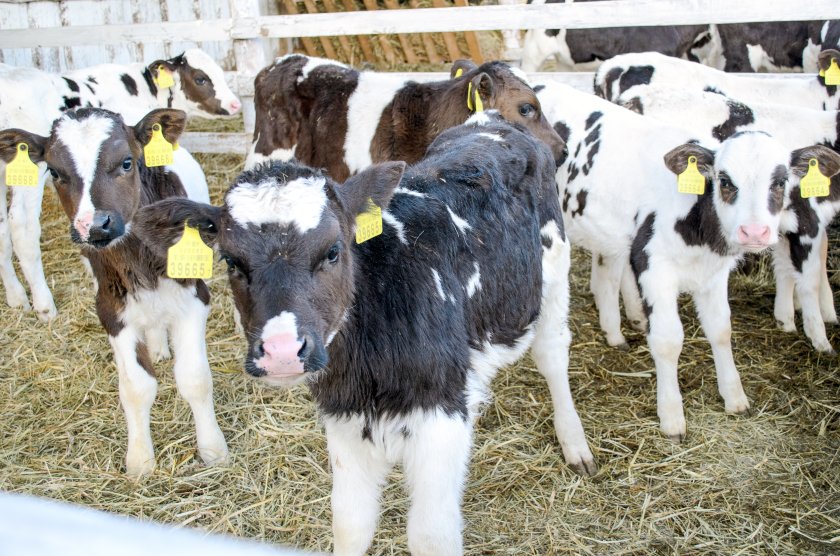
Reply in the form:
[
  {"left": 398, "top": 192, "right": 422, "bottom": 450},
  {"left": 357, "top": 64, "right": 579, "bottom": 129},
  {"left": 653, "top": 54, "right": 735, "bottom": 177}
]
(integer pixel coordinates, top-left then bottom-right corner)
[{"left": 0, "top": 122, "right": 838, "bottom": 555}]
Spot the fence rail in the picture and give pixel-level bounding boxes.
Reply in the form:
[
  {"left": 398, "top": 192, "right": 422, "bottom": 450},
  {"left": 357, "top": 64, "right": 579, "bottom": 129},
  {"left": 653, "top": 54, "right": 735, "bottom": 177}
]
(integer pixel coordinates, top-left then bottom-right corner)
[{"left": 2, "top": 0, "right": 838, "bottom": 154}]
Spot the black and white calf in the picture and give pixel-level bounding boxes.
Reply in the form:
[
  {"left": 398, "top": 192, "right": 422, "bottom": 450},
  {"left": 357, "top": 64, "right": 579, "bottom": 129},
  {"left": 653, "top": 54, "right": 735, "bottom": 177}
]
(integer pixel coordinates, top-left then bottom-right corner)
[
  {"left": 594, "top": 49, "right": 840, "bottom": 111},
  {"left": 711, "top": 21, "right": 827, "bottom": 72},
  {"left": 520, "top": 0, "right": 711, "bottom": 72},
  {"left": 136, "top": 114, "right": 594, "bottom": 554},
  {"left": 0, "top": 108, "right": 228, "bottom": 477},
  {"left": 536, "top": 82, "right": 840, "bottom": 440},
  {"left": 616, "top": 84, "right": 840, "bottom": 353},
  {"left": 0, "top": 49, "right": 239, "bottom": 320}
]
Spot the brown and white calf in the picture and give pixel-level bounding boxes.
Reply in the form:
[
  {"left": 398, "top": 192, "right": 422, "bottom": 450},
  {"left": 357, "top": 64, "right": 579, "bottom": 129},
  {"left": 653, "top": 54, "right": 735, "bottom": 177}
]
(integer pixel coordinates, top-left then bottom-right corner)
[
  {"left": 245, "top": 54, "right": 567, "bottom": 180},
  {"left": 0, "top": 49, "right": 240, "bottom": 321},
  {"left": 137, "top": 113, "right": 594, "bottom": 554},
  {"left": 537, "top": 82, "right": 840, "bottom": 441},
  {"left": 0, "top": 108, "right": 228, "bottom": 477}
]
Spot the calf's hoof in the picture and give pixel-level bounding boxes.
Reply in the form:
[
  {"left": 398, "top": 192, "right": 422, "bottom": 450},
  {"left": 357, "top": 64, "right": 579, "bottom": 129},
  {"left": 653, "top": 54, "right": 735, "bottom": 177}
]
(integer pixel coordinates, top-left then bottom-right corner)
[
  {"left": 724, "top": 398, "right": 751, "bottom": 416},
  {"left": 568, "top": 457, "right": 598, "bottom": 477},
  {"left": 5, "top": 288, "right": 30, "bottom": 311},
  {"left": 775, "top": 319, "right": 796, "bottom": 333},
  {"left": 125, "top": 455, "right": 156, "bottom": 478},
  {"left": 629, "top": 319, "right": 647, "bottom": 333},
  {"left": 35, "top": 302, "right": 58, "bottom": 322},
  {"left": 659, "top": 415, "right": 686, "bottom": 444},
  {"left": 198, "top": 443, "right": 229, "bottom": 467},
  {"left": 665, "top": 432, "right": 685, "bottom": 444}
]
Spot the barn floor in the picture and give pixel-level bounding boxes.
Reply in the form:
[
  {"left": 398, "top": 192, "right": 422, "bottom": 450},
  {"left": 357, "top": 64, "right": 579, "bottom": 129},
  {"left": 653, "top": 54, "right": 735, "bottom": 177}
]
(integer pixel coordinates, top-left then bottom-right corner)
[{"left": 0, "top": 143, "right": 838, "bottom": 555}]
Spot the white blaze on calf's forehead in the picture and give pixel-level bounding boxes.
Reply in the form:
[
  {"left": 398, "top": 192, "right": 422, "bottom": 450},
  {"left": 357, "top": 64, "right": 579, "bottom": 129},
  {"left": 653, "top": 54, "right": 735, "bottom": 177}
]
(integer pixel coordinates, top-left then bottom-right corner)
[
  {"left": 227, "top": 176, "right": 327, "bottom": 232},
  {"left": 715, "top": 133, "right": 789, "bottom": 188},
  {"left": 54, "top": 115, "right": 114, "bottom": 217}
]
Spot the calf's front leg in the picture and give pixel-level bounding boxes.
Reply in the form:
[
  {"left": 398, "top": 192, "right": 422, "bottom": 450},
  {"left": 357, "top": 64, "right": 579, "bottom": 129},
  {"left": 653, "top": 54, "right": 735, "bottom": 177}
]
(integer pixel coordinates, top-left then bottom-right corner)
[
  {"left": 639, "top": 273, "right": 686, "bottom": 442},
  {"left": 109, "top": 326, "right": 158, "bottom": 477},
  {"left": 403, "top": 411, "right": 471, "bottom": 556},
  {"left": 0, "top": 179, "right": 30, "bottom": 310},
  {"left": 325, "top": 417, "right": 393, "bottom": 556},
  {"left": 693, "top": 270, "right": 750, "bottom": 414},
  {"left": 170, "top": 285, "right": 227, "bottom": 466}
]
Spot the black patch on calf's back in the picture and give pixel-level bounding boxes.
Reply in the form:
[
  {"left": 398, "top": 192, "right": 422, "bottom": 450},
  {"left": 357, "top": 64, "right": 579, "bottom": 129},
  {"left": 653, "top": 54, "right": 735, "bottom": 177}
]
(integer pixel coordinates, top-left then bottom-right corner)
[
  {"left": 570, "top": 190, "right": 587, "bottom": 218},
  {"left": 618, "top": 66, "right": 654, "bottom": 96},
  {"left": 704, "top": 86, "right": 724, "bottom": 96},
  {"left": 62, "top": 77, "right": 79, "bottom": 93},
  {"left": 62, "top": 97, "right": 82, "bottom": 111},
  {"left": 623, "top": 96, "right": 644, "bottom": 114},
  {"left": 121, "top": 74, "right": 139, "bottom": 96},
  {"left": 712, "top": 100, "right": 755, "bottom": 141},
  {"left": 553, "top": 121, "right": 571, "bottom": 144},
  {"left": 585, "top": 111, "right": 603, "bottom": 130},
  {"left": 582, "top": 139, "right": 600, "bottom": 175},
  {"left": 600, "top": 67, "right": 623, "bottom": 99},
  {"left": 673, "top": 186, "right": 728, "bottom": 256}
]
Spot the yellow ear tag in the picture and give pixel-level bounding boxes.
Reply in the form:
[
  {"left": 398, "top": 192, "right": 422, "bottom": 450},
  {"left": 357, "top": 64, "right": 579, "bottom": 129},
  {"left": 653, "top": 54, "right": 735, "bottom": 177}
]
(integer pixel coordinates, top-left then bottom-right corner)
[
  {"left": 466, "top": 82, "right": 484, "bottom": 113},
  {"left": 454, "top": 68, "right": 464, "bottom": 78},
  {"left": 355, "top": 198, "right": 382, "bottom": 244},
  {"left": 154, "top": 66, "right": 174, "bottom": 89},
  {"left": 167, "top": 224, "right": 213, "bottom": 279},
  {"left": 825, "top": 60, "right": 840, "bottom": 86},
  {"left": 800, "top": 158, "right": 830, "bottom": 198},
  {"left": 144, "top": 123, "right": 174, "bottom": 167},
  {"left": 5, "top": 143, "right": 39, "bottom": 187},
  {"left": 677, "top": 156, "right": 706, "bottom": 195}
]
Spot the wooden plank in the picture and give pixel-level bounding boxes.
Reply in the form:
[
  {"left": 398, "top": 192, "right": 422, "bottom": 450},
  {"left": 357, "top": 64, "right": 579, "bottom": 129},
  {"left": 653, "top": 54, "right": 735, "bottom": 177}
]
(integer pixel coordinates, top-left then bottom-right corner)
[
  {"left": 301, "top": 0, "right": 338, "bottom": 59},
  {"left": 361, "top": 0, "right": 396, "bottom": 65},
  {"left": 2, "top": 0, "right": 838, "bottom": 49},
  {"left": 408, "top": 0, "right": 440, "bottom": 64},
  {"left": 180, "top": 131, "right": 251, "bottom": 154},
  {"left": 229, "top": 0, "right": 267, "bottom": 135},
  {"left": 340, "top": 0, "right": 375, "bottom": 64},
  {"left": 321, "top": 0, "right": 355, "bottom": 62},
  {"left": 382, "top": 0, "right": 418, "bottom": 65},
  {"left": 280, "top": 0, "right": 318, "bottom": 57},
  {"left": 241, "top": 1, "right": 840, "bottom": 38},
  {"left": 453, "top": 0, "right": 482, "bottom": 63},
  {"left": 431, "top": 0, "right": 461, "bottom": 62}
]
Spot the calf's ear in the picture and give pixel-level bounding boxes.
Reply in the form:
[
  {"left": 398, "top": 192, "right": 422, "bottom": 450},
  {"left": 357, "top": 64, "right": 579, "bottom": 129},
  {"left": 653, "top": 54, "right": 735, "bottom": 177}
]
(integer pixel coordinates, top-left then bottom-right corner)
[
  {"left": 133, "top": 198, "right": 222, "bottom": 259},
  {"left": 790, "top": 144, "right": 840, "bottom": 179},
  {"left": 0, "top": 129, "right": 48, "bottom": 164},
  {"left": 451, "top": 59, "right": 478, "bottom": 79},
  {"left": 663, "top": 143, "right": 715, "bottom": 178},
  {"left": 339, "top": 161, "right": 406, "bottom": 217},
  {"left": 134, "top": 109, "right": 187, "bottom": 147},
  {"left": 469, "top": 72, "right": 495, "bottom": 110},
  {"left": 817, "top": 49, "right": 840, "bottom": 74}
]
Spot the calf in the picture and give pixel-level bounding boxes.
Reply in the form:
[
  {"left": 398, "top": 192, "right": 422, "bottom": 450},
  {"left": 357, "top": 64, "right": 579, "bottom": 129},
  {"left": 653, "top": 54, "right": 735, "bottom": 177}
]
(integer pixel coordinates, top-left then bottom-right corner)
[
  {"left": 0, "top": 108, "right": 228, "bottom": 477},
  {"left": 246, "top": 54, "right": 566, "bottom": 180},
  {"left": 0, "top": 49, "right": 239, "bottom": 321},
  {"left": 712, "top": 21, "right": 826, "bottom": 72},
  {"left": 136, "top": 114, "right": 595, "bottom": 554},
  {"left": 520, "top": 0, "right": 711, "bottom": 72},
  {"left": 616, "top": 84, "right": 840, "bottom": 352},
  {"left": 536, "top": 82, "right": 840, "bottom": 440},
  {"left": 594, "top": 49, "right": 840, "bottom": 111}
]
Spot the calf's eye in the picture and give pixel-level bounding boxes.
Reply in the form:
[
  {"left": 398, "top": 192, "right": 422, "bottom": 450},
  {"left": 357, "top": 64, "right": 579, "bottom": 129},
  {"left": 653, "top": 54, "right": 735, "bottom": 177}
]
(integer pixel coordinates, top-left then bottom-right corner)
[
  {"left": 772, "top": 179, "right": 786, "bottom": 190},
  {"left": 718, "top": 176, "right": 736, "bottom": 190},
  {"left": 122, "top": 157, "right": 132, "bottom": 171},
  {"left": 519, "top": 103, "right": 536, "bottom": 118},
  {"left": 326, "top": 244, "right": 341, "bottom": 264},
  {"left": 195, "top": 77, "right": 208, "bottom": 86},
  {"left": 48, "top": 168, "right": 59, "bottom": 179}
]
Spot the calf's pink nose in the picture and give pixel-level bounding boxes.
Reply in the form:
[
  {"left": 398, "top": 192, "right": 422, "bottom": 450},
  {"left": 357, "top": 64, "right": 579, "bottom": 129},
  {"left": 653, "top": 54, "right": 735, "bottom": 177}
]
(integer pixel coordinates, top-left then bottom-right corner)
[
  {"left": 228, "top": 99, "right": 242, "bottom": 114},
  {"left": 263, "top": 333, "right": 303, "bottom": 362},
  {"left": 737, "top": 224, "right": 771, "bottom": 245},
  {"left": 75, "top": 212, "right": 94, "bottom": 238}
]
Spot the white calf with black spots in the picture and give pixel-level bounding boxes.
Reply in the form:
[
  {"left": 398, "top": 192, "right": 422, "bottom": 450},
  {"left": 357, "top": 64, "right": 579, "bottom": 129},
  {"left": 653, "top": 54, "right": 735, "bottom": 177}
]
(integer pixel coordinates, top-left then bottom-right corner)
[
  {"left": 617, "top": 84, "right": 840, "bottom": 353},
  {"left": 537, "top": 82, "right": 840, "bottom": 441}
]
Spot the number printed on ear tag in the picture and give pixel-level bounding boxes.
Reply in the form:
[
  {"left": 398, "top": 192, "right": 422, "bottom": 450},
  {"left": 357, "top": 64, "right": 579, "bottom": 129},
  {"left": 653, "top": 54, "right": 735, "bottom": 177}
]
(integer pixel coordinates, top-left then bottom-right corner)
[
  {"left": 144, "top": 123, "right": 174, "bottom": 167},
  {"left": 677, "top": 155, "right": 706, "bottom": 195},
  {"left": 800, "top": 158, "right": 830, "bottom": 199},
  {"left": 154, "top": 66, "right": 174, "bottom": 89},
  {"left": 6, "top": 143, "right": 39, "bottom": 187},
  {"left": 167, "top": 224, "right": 213, "bottom": 279},
  {"left": 355, "top": 198, "right": 382, "bottom": 244}
]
